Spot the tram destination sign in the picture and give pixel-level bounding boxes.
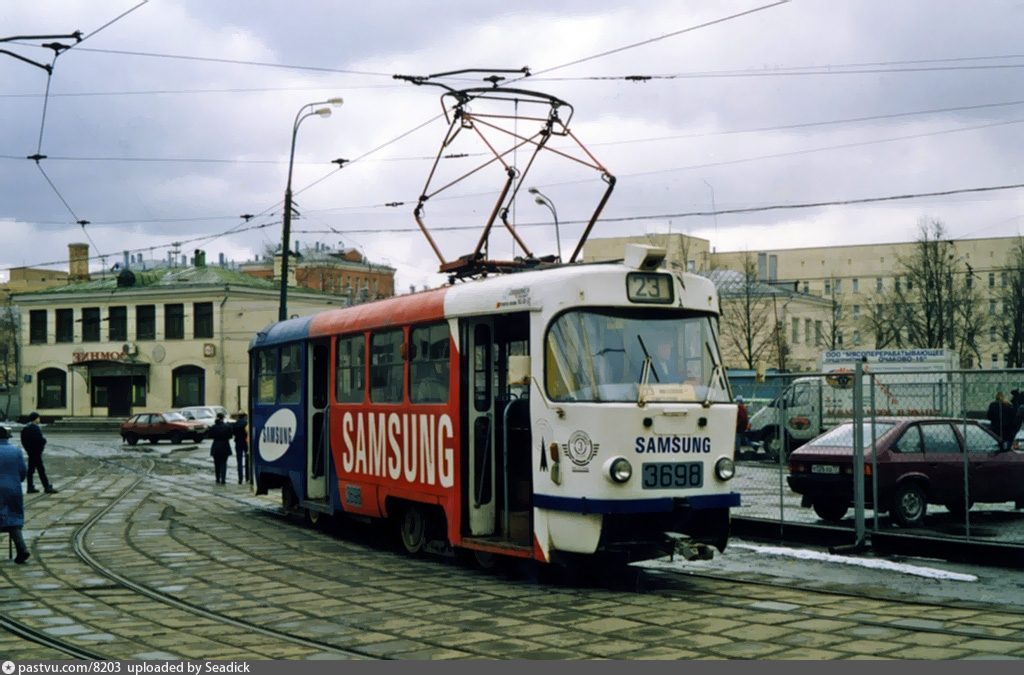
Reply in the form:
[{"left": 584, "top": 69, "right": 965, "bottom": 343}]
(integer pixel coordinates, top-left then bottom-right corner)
[{"left": 626, "top": 272, "right": 674, "bottom": 304}]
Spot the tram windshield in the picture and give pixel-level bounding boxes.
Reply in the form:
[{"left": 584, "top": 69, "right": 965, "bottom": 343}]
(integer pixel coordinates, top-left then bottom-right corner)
[{"left": 545, "top": 308, "right": 729, "bottom": 403}]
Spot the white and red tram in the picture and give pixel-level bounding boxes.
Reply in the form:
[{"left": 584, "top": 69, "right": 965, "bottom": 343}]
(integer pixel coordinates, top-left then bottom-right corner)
[{"left": 250, "top": 244, "right": 740, "bottom": 566}]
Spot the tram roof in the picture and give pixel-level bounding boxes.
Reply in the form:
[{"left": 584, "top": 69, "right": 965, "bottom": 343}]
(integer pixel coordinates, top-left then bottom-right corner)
[{"left": 249, "top": 314, "right": 315, "bottom": 349}]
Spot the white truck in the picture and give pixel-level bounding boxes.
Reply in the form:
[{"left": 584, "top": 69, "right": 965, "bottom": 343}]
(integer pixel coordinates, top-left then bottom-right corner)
[{"left": 747, "top": 349, "right": 960, "bottom": 460}]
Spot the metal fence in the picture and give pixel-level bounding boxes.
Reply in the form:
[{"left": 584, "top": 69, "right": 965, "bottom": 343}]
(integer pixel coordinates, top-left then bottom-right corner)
[{"left": 734, "top": 367, "right": 1024, "bottom": 549}]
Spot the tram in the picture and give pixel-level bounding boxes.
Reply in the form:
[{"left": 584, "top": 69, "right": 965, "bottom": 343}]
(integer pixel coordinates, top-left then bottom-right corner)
[{"left": 249, "top": 244, "right": 741, "bottom": 566}]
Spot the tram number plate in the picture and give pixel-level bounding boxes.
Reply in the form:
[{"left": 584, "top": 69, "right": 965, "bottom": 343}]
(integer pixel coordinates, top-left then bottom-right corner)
[
  {"left": 641, "top": 462, "right": 703, "bottom": 489},
  {"left": 811, "top": 464, "right": 840, "bottom": 474}
]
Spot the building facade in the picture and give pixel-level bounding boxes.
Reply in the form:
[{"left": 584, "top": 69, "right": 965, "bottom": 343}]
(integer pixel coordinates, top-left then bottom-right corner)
[
  {"left": 13, "top": 255, "right": 345, "bottom": 420},
  {"left": 240, "top": 244, "right": 396, "bottom": 302},
  {"left": 585, "top": 233, "right": 1022, "bottom": 371}
]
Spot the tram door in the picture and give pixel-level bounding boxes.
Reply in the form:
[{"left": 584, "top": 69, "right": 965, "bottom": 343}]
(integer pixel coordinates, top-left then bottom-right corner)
[
  {"left": 465, "top": 318, "right": 496, "bottom": 536},
  {"left": 307, "top": 340, "right": 330, "bottom": 501}
]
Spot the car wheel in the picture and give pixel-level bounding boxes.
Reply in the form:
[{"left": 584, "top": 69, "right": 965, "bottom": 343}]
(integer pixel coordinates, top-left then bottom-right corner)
[
  {"left": 124, "top": 433, "right": 138, "bottom": 446},
  {"left": 170, "top": 432, "right": 184, "bottom": 444},
  {"left": 813, "top": 500, "right": 848, "bottom": 523},
  {"left": 892, "top": 482, "right": 927, "bottom": 528}
]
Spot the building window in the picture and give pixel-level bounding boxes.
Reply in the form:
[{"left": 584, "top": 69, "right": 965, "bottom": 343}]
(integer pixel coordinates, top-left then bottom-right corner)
[
  {"left": 852, "top": 278, "right": 859, "bottom": 293},
  {"left": 895, "top": 277, "right": 901, "bottom": 292},
  {"left": 370, "top": 330, "right": 404, "bottom": 403},
  {"left": 805, "top": 319, "right": 812, "bottom": 344},
  {"left": 853, "top": 330, "right": 861, "bottom": 346},
  {"left": 278, "top": 343, "right": 301, "bottom": 404},
  {"left": 824, "top": 279, "right": 831, "bottom": 295},
  {"left": 82, "top": 307, "right": 101, "bottom": 342},
  {"left": 836, "top": 331, "right": 844, "bottom": 348},
  {"left": 834, "top": 278, "right": 842, "bottom": 294},
  {"left": 906, "top": 278, "right": 912, "bottom": 291},
  {"left": 137, "top": 305, "right": 156, "bottom": 341},
  {"left": 814, "top": 321, "right": 823, "bottom": 347},
  {"left": 193, "top": 302, "right": 214, "bottom": 339},
  {"left": 29, "top": 310, "right": 47, "bottom": 344},
  {"left": 1002, "top": 271, "right": 1007, "bottom": 288},
  {"left": 992, "top": 354, "right": 999, "bottom": 368},
  {"left": 989, "top": 272, "right": 995, "bottom": 288},
  {"left": 55, "top": 308, "right": 74, "bottom": 343},
  {"left": 335, "top": 335, "right": 365, "bottom": 403},
  {"left": 37, "top": 368, "right": 66, "bottom": 409},
  {"left": 410, "top": 323, "right": 450, "bottom": 404},
  {"left": 172, "top": 365, "right": 205, "bottom": 408},
  {"left": 876, "top": 277, "right": 883, "bottom": 292},
  {"left": 791, "top": 318, "right": 800, "bottom": 345},
  {"left": 802, "top": 281, "right": 809, "bottom": 294},
  {"left": 852, "top": 304, "right": 860, "bottom": 319},
  {"left": 990, "top": 300, "right": 997, "bottom": 315},
  {"left": 165, "top": 303, "right": 185, "bottom": 340},
  {"left": 109, "top": 306, "right": 127, "bottom": 342}
]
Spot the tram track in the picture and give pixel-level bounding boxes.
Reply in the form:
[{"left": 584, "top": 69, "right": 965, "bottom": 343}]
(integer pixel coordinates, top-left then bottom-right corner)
[
  {"left": 4, "top": 446, "right": 377, "bottom": 660},
  {"left": 8, "top": 440, "right": 1023, "bottom": 659}
]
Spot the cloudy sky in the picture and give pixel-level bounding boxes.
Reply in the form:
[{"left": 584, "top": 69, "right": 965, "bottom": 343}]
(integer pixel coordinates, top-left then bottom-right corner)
[{"left": 3, "top": 0, "right": 1023, "bottom": 291}]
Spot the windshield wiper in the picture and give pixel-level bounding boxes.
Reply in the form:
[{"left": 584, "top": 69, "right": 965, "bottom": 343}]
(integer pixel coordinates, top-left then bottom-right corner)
[
  {"left": 636, "top": 335, "right": 657, "bottom": 405},
  {"left": 703, "top": 363, "right": 724, "bottom": 408}
]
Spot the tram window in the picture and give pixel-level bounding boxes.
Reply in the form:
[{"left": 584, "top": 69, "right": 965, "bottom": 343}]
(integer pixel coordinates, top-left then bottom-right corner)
[
  {"left": 335, "top": 334, "right": 365, "bottom": 403},
  {"left": 278, "top": 343, "right": 301, "bottom": 404},
  {"left": 371, "top": 330, "right": 404, "bottom": 403},
  {"left": 256, "top": 350, "right": 276, "bottom": 404},
  {"left": 410, "top": 323, "right": 450, "bottom": 404}
]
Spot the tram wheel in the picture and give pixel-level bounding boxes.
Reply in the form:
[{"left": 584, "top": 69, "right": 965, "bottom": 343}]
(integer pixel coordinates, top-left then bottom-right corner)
[{"left": 399, "top": 505, "right": 427, "bottom": 555}]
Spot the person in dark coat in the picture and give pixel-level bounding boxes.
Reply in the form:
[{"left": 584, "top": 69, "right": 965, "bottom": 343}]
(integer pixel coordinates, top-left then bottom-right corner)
[
  {"left": 735, "top": 396, "right": 749, "bottom": 454},
  {"left": 1, "top": 426, "right": 30, "bottom": 564},
  {"left": 233, "top": 412, "right": 249, "bottom": 485},
  {"left": 20, "top": 412, "right": 56, "bottom": 494},
  {"left": 208, "top": 413, "right": 234, "bottom": 485},
  {"left": 986, "top": 391, "right": 1015, "bottom": 450}
]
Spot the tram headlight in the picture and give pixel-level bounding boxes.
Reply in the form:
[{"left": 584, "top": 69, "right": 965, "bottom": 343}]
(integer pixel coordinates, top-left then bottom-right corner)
[
  {"left": 715, "top": 457, "right": 736, "bottom": 481},
  {"left": 606, "top": 457, "right": 633, "bottom": 484}
]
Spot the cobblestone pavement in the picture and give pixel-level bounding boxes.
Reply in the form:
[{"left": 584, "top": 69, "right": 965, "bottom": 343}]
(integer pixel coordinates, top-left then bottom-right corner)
[{"left": 2, "top": 433, "right": 1024, "bottom": 660}]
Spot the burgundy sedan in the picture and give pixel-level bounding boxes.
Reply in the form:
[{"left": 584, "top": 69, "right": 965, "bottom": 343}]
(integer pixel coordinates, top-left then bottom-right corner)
[
  {"left": 787, "top": 417, "right": 1024, "bottom": 527},
  {"left": 121, "top": 412, "right": 208, "bottom": 445}
]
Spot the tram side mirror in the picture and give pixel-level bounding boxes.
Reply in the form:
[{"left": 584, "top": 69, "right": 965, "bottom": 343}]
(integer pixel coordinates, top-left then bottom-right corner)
[{"left": 507, "top": 355, "right": 531, "bottom": 385}]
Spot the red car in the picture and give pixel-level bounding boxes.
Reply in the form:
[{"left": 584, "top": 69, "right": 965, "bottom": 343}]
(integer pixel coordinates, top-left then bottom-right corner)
[
  {"left": 787, "top": 417, "right": 1024, "bottom": 527},
  {"left": 121, "top": 412, "right": 208, "bottom": 445}
]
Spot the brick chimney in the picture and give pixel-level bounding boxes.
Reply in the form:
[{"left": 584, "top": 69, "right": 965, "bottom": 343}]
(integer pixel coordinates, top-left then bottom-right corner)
[{"left": 68, "top": 242, "right": 90, "bottom": 281}]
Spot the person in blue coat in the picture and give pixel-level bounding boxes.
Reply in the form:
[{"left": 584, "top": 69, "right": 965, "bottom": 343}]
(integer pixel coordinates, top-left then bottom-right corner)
[{"left": 0, "top": 426, "right": 30, "bottom": 564}]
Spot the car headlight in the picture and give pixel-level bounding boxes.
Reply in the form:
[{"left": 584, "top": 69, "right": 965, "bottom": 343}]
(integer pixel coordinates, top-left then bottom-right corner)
[
  {"left": 715, "top": 457, "right": 736, "bottom": 481},
  {"left": 604, "top": 457, "right": 632, "bottom": 484}
]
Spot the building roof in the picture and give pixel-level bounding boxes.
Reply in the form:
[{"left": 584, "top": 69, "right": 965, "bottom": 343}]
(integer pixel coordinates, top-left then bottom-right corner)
[{"left": 12, "top": 264, "right": 303, "bottom": 297}]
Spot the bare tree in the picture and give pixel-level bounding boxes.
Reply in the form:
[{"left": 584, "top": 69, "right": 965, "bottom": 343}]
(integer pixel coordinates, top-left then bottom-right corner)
[
  {"left": 0, "top": 298, "right": 18, "bottom": 419},
  {"left": 1000, "top": 236, "right": 1024, "bottom": 367},
  {"left": 871, "top": 218, "right": 985, "bottom": 365},
  {"left": 716, "top": 253, "right": 780, "bottom": 369}
]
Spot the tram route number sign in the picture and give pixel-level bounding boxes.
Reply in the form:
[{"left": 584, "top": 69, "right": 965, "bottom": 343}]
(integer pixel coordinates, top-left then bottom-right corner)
[
  {"left": 641, "top": 461, "right": 703, "bottom": 489},
  {"left": 626, "top": 272, "right": 674, "bottom": 304}
]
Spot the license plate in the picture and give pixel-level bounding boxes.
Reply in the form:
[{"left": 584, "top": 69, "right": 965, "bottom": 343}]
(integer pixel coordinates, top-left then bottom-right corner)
[
  {"left": 811, "top": 464, "right": 840, "bottom": 474},
  {"left": 641, "top": 462, "right": 703, "bottom": 489}
]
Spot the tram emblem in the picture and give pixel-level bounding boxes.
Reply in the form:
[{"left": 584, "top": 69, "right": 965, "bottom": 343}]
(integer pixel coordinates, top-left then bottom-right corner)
[{"left": 563, "top": 430, "right": 599, "bottom": 470}]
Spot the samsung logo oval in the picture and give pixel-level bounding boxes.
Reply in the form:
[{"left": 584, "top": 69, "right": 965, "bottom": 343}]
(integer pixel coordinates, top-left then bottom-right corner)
[
  {"left": 634, "top": 436, "right": 712, "bottom": 454},
  {"left": 259, "top": 408, "right": 297, "bottom": 462}
]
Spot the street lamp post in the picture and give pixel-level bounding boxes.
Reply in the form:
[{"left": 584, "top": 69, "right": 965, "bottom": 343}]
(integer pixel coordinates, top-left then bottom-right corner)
[
  {"left": 527, "top": 187, "right": 561, "bottom": 261},
  {"left": 279, "top": 97, "right": 343, "bottom": 322}
]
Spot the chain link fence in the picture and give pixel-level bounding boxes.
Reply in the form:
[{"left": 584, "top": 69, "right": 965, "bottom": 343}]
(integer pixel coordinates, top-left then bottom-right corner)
[{"left": 733, "top": 367, "right": 1024, "bottom": 549}]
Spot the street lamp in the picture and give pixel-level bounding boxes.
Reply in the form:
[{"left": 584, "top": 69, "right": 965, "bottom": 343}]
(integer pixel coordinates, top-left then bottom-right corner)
[
  {"left": 279, "top": 97, "right": 344, "bottom": 321},
  {"left": 527, "top": 187, "right": 561, "bottom": 261}
]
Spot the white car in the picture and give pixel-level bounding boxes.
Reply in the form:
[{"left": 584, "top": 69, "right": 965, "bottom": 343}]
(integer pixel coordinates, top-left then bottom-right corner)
[{"left": 178, "top": 406, "right": 234, "bottom": 425}]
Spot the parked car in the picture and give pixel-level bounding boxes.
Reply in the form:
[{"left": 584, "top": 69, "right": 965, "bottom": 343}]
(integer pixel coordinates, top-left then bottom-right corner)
[
  {"left": 121, "top": 411, "right": 208, "bottom": 445},
  {"left": 178, "top": 406, "right": 234, "bottom": 425},
  {"left": 787, "top": 417, "right": 1024, "bottom": 527}
]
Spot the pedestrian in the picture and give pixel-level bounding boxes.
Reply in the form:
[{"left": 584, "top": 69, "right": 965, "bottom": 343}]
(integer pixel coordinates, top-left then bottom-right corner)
[
  {"left": 735, "top": 396, "right": 749, "bottom": 454},
  {"left": 208, "top": 413, "right": 233, "bottom": 485},
  {"left": 0, "top": 426, "right": 31, "bottom": 564},
  {"left": 233, "top": 412, "right": 249, "bottom": 485},
  {"left": 986, "top": 391, "right": 1015, "bottom": 450},
  {"left": 19, "top": 412, "right": 56, "bottom": 494}
]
